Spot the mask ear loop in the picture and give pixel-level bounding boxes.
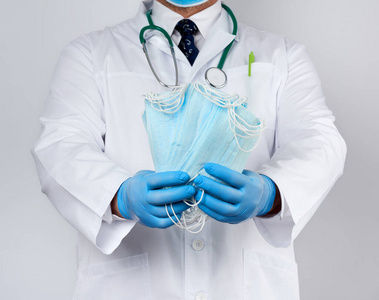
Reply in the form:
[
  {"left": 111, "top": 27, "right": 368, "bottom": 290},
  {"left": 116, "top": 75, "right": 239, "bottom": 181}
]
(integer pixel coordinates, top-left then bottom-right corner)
[
  {"left": 183, "top": 189, "right": 204, "bottom": 207},
  {"left": 145, "top": 85, "right": 187, "bottom": 114},
  {"left": 183, "top": 173, "right": 204, "bottom": 207},
  {"left": 194, "top": 83, "right": 266, "bottom": 152},
  {"left": 165, "top": 203, "right": 207, "bottom": 234},
  {"left": 165, "top": 171, "right": 208, "bottom": 233},
  {"left": 228, "top": 108, "right": 266, "bottom": 153}
]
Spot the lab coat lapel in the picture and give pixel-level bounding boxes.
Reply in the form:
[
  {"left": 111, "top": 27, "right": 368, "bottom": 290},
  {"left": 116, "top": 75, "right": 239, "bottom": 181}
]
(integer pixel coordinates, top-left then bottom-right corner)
[
  {"left": 147, "top": 35, "right": 189, "bottom": 63},
  {"left": 190, "top": 8, "right": 237, "bottom": 80},
  {"left": 135, "top": 1, "right": 189, "bottom": 64},
  {"left": 135, "top": 0, "right": 152, "bottom": 31},
  {"left": 145, "top": 30, "right": 235, "bottom": 82},
  {"left": 191, "top": 29, "right": 235, "bottom": 76}
]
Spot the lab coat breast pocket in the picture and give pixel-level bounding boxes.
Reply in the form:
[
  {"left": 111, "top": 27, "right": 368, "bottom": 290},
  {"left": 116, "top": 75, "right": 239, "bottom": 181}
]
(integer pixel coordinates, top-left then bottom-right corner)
[
  {"left": 224, "top": 62, "right": 277, "bottom": 131},
  {"left": 73, "top": 253, "right": 152, "bottom": 300},
  {"left": 243, "top": 250, "right": 300, "bottom": 300}
]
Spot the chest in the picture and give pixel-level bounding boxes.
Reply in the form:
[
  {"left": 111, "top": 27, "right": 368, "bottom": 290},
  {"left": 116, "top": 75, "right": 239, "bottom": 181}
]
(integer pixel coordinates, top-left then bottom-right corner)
[{"left": 95, "top": 39, "right": 281, "bottom": 172}]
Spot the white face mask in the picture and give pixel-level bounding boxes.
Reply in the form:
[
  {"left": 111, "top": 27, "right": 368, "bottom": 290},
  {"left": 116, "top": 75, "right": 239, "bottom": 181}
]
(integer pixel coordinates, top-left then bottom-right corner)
[{"left": 165, "top": 0, "right": 209, "bottom": 8}]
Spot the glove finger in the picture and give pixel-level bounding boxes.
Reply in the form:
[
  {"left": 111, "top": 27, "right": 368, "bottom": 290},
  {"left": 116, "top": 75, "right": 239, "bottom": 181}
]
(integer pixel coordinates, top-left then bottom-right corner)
[
  {"left": 204, "top": 163, "right": 248, "bottom": 189},
  {"left": 194, "top": 175, "right": 242, "bottom": 204},
  {"left": 146, "top": 201, "right": 190, "bottom": 218},
  {"left": 147, "top": 185, "right": 196, "bottom": 205},
  {"left": 198, "top": 202, "right": 231, "bottom": 224},
  {"left": 145, "top": 171, "right": 190, "bottom": 189},
  {"left": 196, "top": 193, "right": 239, "bottom": 217}
]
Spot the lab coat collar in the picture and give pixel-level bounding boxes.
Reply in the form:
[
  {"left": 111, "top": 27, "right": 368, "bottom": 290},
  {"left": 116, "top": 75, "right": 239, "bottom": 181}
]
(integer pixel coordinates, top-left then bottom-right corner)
[
  {"left": 151, "top": 0, "right": 222, "bottom": 40},
  {"left": 136, "top": 0, "right": 153, "bottom": 33},
  {"left": 190, "top": 7, "right": 237, "bottom": 76},
  {"left": 135, "top": 0, "right": 239, "bottom": 40}
]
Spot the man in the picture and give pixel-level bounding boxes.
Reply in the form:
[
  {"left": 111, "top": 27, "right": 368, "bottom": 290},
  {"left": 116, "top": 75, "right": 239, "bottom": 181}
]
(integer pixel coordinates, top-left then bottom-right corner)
[{"left": 32, "top": 0, "right": 346, "bottom": 299}]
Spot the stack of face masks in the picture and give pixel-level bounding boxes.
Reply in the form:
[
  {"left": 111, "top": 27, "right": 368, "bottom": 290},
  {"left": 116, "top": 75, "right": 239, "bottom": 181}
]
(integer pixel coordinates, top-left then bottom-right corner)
[{"left": 142, "top": 83, "right": 265, "bottom": 232}]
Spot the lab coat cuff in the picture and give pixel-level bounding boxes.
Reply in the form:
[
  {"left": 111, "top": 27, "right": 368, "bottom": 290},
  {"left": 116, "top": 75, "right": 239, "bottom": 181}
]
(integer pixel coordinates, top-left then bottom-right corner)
[
  {"left": 93, "top": 172, "right": 131, "bottom": 220},
  {"left": 102, "top": 206, "right": 130, "bottom": 224},
  {"left": 102, "top": 205, "right": 113, "bottom": 224},
  {"left": 254, "top": 170, "right": 295, "bottom": 248},
  {"left": 253, "top": 201, "right": 295, "bottom": 248},
  {"left": 96, "top": 218, "right": 137, "bottom": 255},
  {"left": 94, "top": 173, "right": 138, "bottom": 254}
]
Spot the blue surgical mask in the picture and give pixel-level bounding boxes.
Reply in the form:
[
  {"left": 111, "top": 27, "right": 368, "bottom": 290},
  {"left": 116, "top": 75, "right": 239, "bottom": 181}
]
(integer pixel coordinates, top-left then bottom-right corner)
[
  {"left": 165, "top": 0, "right": 209, "bottom": 8},
  {"left": 142, "top": 83, "right": 265, "bottom": 232},
  {"left": 142, "top": 83, "right": 264, "bottom": 179}
]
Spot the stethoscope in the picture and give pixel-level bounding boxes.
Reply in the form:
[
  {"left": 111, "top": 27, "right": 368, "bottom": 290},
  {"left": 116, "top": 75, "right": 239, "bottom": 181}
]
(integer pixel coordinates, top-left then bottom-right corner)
[{"left": 139, "top": 3, "right": 237, "bottom": 89}]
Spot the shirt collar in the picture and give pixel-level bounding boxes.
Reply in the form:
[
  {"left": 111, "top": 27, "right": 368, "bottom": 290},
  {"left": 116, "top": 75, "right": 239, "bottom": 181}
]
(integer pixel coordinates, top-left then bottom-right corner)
[{"left": 151, "top": 0, "right": 222, "bottom": 39}]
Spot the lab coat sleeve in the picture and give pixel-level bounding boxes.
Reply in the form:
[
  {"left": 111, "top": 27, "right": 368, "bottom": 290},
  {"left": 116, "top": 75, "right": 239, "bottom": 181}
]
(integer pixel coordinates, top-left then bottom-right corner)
[
  {"left": 32, "top": 36, "right": 137, "bottom": 254},
  {"left": 254, "top": 39, "right": 347, "bottom": 247}
]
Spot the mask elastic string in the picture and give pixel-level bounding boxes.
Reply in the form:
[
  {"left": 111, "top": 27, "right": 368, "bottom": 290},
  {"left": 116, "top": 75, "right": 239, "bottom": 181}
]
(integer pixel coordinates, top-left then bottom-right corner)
[
  {"left": 193, "top": 83, "right": 265, "bottom": 152},
  {"left": 145, "top": 85, "right": 187, "bottom": 114},
  {"left": 165, "top": 171, "right": 208, "bottom": 233}
]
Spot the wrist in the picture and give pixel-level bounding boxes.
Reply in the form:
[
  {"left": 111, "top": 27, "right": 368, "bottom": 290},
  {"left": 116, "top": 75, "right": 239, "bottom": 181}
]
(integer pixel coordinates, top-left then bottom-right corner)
[
  {"left": 262, "top": 188, "right": 282, "bottom": 218},
  {"left": 256, "top": 175, "right": 276, "bottom": 216},
  {"left": 111, "top": 194, "right": 123, "bottom": 218},
  {"left": 116, "top": 179, "right": 133, "bottom": 220}
]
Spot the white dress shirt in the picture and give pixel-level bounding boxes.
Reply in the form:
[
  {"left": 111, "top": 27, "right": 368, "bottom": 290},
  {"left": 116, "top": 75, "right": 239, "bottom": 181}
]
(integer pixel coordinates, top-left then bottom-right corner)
[{"left": 152, "top": 0, "right": 222, "bottom": 50}]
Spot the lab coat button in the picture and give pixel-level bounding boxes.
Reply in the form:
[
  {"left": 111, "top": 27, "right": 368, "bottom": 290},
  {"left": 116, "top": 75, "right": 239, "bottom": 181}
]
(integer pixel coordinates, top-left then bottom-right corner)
[
  {"left": 192, "top": 239, "right": 204, "bottom": 251},
  {"left": 195, "top": 292, "right": 208, "bottom": 300}
]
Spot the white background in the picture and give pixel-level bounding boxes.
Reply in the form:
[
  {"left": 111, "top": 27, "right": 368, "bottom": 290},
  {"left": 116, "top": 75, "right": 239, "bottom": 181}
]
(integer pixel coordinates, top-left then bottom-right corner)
[{"left": 0, "top": 0, "right": 377, "bottom": 299}]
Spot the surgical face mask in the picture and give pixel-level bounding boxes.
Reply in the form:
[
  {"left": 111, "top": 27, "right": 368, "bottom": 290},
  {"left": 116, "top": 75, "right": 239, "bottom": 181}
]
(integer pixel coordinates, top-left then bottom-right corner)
[
  {"left": 142, "top": 83, "right": 265, "bottom": 233},
  {"left": 165, "top": 0, "right": 209, "bottom": 8},
  {"left": 143, "top": 83, "right": 264, "bottom": 177}
]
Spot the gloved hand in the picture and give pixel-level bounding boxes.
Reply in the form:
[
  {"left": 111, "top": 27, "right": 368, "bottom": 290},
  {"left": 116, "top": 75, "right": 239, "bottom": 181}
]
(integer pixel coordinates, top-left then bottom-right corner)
[
  {"left": 117, "top": 170, "right": 196, "bottom": 228},
  {"left": 194, "top": 163, "right": 276, "bottom": 224}
]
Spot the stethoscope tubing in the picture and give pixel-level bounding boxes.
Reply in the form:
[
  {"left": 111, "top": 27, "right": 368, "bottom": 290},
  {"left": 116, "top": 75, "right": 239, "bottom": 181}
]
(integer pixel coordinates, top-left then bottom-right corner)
[
  {"left": 139, "top": 3, "right": 237, "bottom": 89},
  {"left": 217, "top": 3, "right": 238, "bottom": 70},
  {"left": 142, "top": 43, "right": 179, "bottom": 88}
]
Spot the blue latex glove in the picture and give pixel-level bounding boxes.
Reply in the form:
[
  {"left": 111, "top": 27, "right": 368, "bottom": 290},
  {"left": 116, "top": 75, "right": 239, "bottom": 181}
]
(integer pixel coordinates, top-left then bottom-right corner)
[
  {"left": 117, "top": 170, "right": 196, "bottom": 228},
  {"left": 194, "top": 163, "right": 276, "bottom": 224}
]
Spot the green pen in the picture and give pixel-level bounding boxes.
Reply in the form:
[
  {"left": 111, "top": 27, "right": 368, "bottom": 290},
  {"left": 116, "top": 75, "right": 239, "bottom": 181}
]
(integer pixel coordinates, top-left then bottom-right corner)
[{"left": 248, "top": 51, "right": 255, "bottom": 77}]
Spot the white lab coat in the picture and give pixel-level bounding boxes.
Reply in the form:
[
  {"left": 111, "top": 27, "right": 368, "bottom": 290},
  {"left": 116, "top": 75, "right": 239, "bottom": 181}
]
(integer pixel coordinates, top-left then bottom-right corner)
[{"left": 32, "top": 1, "right": 346, "bottom": 299}]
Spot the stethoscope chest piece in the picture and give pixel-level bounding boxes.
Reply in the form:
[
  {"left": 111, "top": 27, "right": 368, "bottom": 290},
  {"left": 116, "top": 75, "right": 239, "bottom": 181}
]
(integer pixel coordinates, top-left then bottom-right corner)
[{"left": 205, "top": 67, "right": 227, "bottom": 89}]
